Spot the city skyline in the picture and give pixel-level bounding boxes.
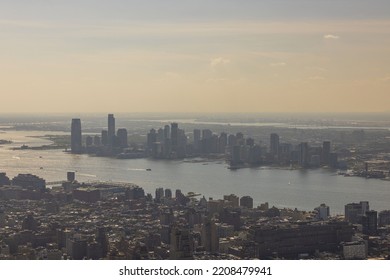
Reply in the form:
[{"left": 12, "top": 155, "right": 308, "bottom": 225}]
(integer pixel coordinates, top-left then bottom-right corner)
[{"left": 1, "top": 1, "right": 390, "bottom": 113}]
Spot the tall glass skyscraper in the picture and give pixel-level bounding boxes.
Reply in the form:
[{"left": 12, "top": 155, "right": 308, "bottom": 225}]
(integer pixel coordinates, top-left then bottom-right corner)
[
  {"left": 71, "top": 118, "right": 82, "bottom": 153},
  {"left": 107, "top": 114, "right": 115, "bottom": 147}
]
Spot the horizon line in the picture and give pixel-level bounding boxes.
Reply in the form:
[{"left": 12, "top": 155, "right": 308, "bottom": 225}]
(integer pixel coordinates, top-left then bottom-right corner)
[{"left": 1, "top": 111, "right": 390, "bottom": 115}]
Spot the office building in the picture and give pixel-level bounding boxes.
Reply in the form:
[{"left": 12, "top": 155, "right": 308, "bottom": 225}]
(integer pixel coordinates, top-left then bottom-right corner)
[
  {"left": 224, "top": 194, "right": 239, "bottom": 208},
  {"left": 96, "top": 227, "right": 109, "bottom": 257},
  {"left": 157, "top": 128, "right": 164, "bottom": 142},
  {"left": 299, "top": 142, "right": 309, "bottom": 167},
  {"left": 227, "top": 134, "right": 237, "bottom": 147},
  {"left": 270, "top": 133, "right": 279, "bottom": 157},
  {"left": 164, "top": 125, "right": 170, "bottom": 140},
  {"left": 170, "top": 226, "right": 194, "bottom": 259},
  {"left": 193, "top": 129, "right": 201, "bottom": 151},
  {"left": 71, "top": 118, "right": 82, "bottom": 153},
  {"left": 155, "top": 187, "right": 164, "bottom": 203},
  {"left": 231, "top": 145, "right": 241, "bottom": 164},
  {"left": 362, "top": 210, "right": 378, "bottom": 235},
  {"left": 101, "top": 130, "right": 108, "bottom": 146},
  {"left": 85, "top": 136, "right": 93, "bottom": 147},
  {"left": 329, "top": 153, "right": 338, "bottom": 168},
  {"left": 147, "top": 129, "right": 157, "bottom": 152},
  {"left": 248, "top": 145, "right": 262, "bottom": 164},
  {"left": 165, "top": 188, "right": 172, "bottom": 199},
  {"left": 67, "top": 236, "right": 88, "bottom": 260},
  {"left": 322, "top": 141, "right": 331, "bottom": 165},
  {"left": 378, "top": 210, "right": 390, "bottom": 227},
  {"left": 344, "top": 201, "right": 369, "bottom": 224},
  {"left": 93, "top": 135, "right": 101, "bottom": 146},
  {"left": 240, "top": 196, "right": 253, "bottom": 208},
  {"left": 218, "top": 132, "right": 228, "bottom": 153},
  {"left": 249, "top": 221, "right": 353, "bottom": 259},
  {"left": 201, "top": 218, "right": 219, "bottom": 253},
  {"left": 116, "top": 128, "right": 128, "bottom": 148},
  {"left": 246, "top": 137, "right": 254, "bottom": 147},
  {"left": 315, "top": 203, "right": 330, "bottom": 220},
  {"left": 107, "top": 114, "right": 115, "bottom": 147},
  {"left": 171, "top": 123, "right": 178, "bottom": 151},
  {"left": 176, "top": 129, "right": 187, "bottom": 158},
  {"left": 202, "top": 129, "right": 212, "bottom": 140},
  {"left": 67, "top": 171, "right": 75, "bottom": 182}
]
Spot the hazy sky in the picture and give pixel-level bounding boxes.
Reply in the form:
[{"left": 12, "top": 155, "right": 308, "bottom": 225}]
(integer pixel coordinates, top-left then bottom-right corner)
[{"left": 1, "top": 1, "right": 390, "bottom": 113}]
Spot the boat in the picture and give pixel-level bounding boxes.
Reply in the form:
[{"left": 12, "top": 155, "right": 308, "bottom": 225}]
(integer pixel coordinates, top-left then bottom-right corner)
[{"left": 146, "top": 168, "right": 152, "bottom": 171}]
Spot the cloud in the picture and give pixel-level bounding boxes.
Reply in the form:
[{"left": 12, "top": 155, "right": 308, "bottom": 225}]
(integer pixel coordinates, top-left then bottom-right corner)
[
  {"left": 270, "top": 62, "right": 287, "bottom": 67},
  {"left": 323, "top": 34, "right": 340, "bottom": 39},
  {"left": 210, "top": 57, "right": 231, "bottom": 68}
]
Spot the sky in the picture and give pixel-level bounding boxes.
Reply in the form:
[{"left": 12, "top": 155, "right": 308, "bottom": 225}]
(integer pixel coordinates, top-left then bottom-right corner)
[{"left": 1, "top": 0, "right": 390, "bottom": 113}]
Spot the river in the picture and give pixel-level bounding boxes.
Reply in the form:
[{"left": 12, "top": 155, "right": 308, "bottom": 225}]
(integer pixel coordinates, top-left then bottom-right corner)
[{"left": 0, "top": 130, "right": 389, "bottom": 214}]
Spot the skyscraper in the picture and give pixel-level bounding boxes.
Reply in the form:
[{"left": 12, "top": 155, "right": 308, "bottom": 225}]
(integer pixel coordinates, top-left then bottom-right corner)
[
  {"left": 171, "top": 123, "right": 178, "bottom": 151},
  {"left": 107, "top": 114, "right": 115, "bottom": 147},
  {"left": 194, "top": 129, "right": 201, "bottom": 151},
  {"left": 201, "top": 217, "right": 219, "bottom": 253},
  {"left": 218, "top": 132, "right": 227, "bottom": 153},
  {"left": 227, "top": 134, "right": 237, "bottom": 147},
  {"left": 362, "top": 210, "right": 378, "bottom": 235},
  {"left": 202, "top": 129, "right": 212, "bottom": 140},
  {"left": 157, "top": 128, "right": 164, "bottom": 142},
  {"left": 322, "top": 141, "right": 331, "bottom": 165},
  {"left": 170, "top": 226, "right": 194, "bottom": 259},
  {"left": 240, "top": 196, "right": 254, "bottom": 208},
  {"left": 155, "top": 187, "right": 164, "bottom": 203},
  {"left": 270, "top": 133, "right": 280, "bottom": 157},
  {"left": 101, "top": 130, "right": 108, "bottom": 146},
  {"left": 116, "top": 128, "right": 128, "bottom": 148},
  {"left": 299, "top": 142, "right": 309, "bottom": 167},
  {"left": 164, "top": 125, "right": 170, "bottom": 141},
  {"left": 345, "top": 201, "right": 369, "bottom": 224},
  {"left": 71, "top": 118, "right": 82, "bottom": 153},
  {"left": 85, "top": 136, "right": 93, "bottom": 146},
  {"left": 147, "top": 129, "right": 157, "bottom": 151}
]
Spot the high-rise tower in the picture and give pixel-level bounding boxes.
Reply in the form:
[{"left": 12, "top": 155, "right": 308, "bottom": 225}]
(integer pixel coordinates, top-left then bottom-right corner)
[
  {"left": 164, "top": 125, "right": 170, "bottom": 141},
  {"left": 270, "top": 133, "right": 279, "bottom": 157},
  {"left": 171, "top": 123, "right": 178, "bottom": 150},
  {"left": 107, "top": 114, "right": 115, "bottom": 147},
  {"left": 71, "top": 118, "right": 82, "bottom": 153},
  {"left": 299, "top": 142, "right": 309, "bottom": 167},
  {"left": 322, "top": 141, "right": 331, "bottom": 165},
  {"left": 116, "top": 128, "right": 128, "bottom": 148}
]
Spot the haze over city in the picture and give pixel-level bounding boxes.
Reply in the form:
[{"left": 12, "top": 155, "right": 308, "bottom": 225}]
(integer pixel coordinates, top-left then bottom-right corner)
[{"left": 1, "top": 0, "right": 389, "bottom": 113}]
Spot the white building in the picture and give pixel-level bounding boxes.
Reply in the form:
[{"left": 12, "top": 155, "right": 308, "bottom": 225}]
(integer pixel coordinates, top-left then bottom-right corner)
[{"left": 315, "top": 203, "right": 330, "bottom": 220}]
